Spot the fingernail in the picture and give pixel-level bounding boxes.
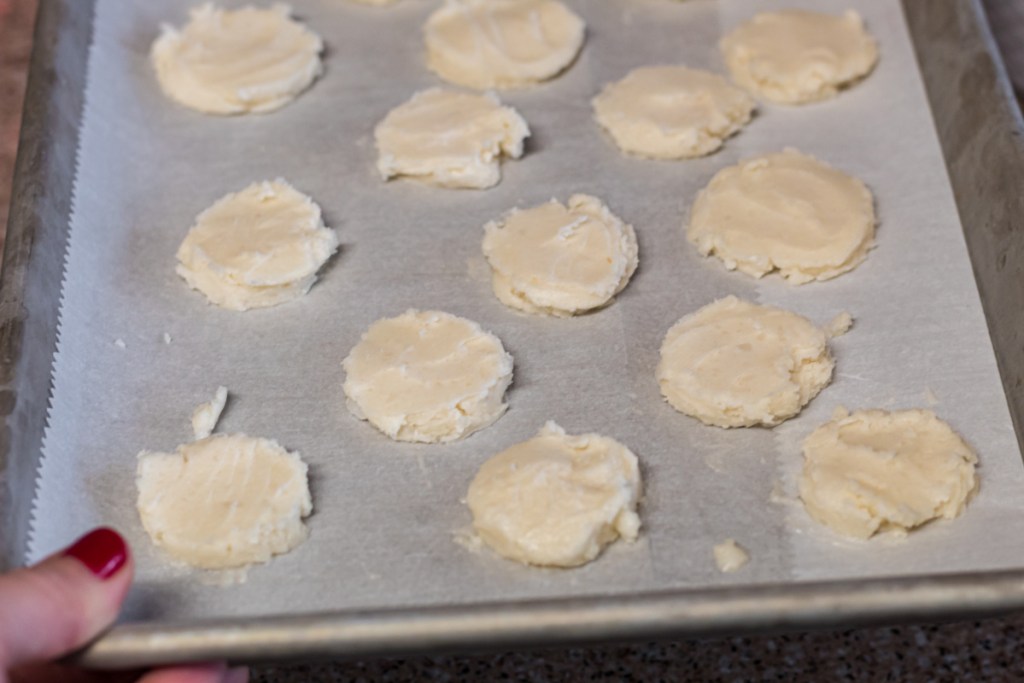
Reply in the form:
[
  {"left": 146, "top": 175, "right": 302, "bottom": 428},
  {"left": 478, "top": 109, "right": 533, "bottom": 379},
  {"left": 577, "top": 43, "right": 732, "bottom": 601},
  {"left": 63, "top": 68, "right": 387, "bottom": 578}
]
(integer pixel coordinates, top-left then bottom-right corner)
[{"left": 63, "top": 527, "right": 129, "bottom": 580}]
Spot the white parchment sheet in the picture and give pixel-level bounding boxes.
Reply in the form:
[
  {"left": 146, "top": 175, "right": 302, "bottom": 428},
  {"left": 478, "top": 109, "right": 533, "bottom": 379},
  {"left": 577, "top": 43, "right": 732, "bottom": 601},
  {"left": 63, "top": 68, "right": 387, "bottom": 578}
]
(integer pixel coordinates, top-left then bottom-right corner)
[{"left": 26, "top": 0, "right": 1024, "bottom": 623}]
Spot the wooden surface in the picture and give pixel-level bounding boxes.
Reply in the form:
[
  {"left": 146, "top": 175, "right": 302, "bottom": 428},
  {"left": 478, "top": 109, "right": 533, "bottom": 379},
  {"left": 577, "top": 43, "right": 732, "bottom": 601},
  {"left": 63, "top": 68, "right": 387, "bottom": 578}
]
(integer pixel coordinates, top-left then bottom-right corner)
[{"left": 0, "top": 0, "right": 37, "bottom": 251}]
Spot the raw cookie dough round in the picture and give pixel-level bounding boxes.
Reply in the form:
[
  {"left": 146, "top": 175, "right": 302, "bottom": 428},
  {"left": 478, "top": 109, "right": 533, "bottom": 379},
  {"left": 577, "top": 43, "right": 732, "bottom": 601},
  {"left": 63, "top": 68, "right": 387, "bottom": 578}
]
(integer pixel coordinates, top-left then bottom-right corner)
[
  {"left": 720, "top": 10, "right": 879, "bottom": 105},
  {"left": 657, "top": 296, "right": 835, "bottom": 428},
  {"left": 375, "top": 88, "right": 530, "bottom": 189},
  {"left": 482, "top": 194, "right": 638, "bottom": 317},
  {"left": 424, "top": 0, "right": 585, "bottom": 90},
  {"left": 151, "top": 4, "right": 324, "bottom": 115},
  {"left": 176, "top": 179, "right": 339, "bottom": 311},
  {"left": 592, "top": 65, "right": 755, "bottom": 159},
  {"left": 466, "top": 421, "right": 642, "bottom": 567},
  {"left": 687, "top": 149, "right": 875, "bottom": 284},
  {"left": 136, "top": 434, "right": 313, "bottom": 569},
  {"left": 799, "top": 409, "right": 978, "bottom": 539},
  {"left": 342, "top": 310, "right": 513, "bottom": 443}
]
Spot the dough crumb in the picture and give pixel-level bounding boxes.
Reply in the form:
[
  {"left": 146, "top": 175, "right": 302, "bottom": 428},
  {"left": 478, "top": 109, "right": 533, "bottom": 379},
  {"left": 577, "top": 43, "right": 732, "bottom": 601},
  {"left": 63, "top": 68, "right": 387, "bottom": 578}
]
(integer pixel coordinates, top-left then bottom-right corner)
[
  {"left": 342, "top": 310, "right": 513, "bottom": 443},
  {"left": 768, "top": 481, "right": 798, "bottom": 507},
  {"left": 720, "top": 10, "right": 879, "bottom": 105},
  {"left": 162, "top": 332, "right": 172, "bottom": 345},
  {"left": 825, "top": 312, "right": 854, "bottom": 338},
  {"left": 375, "top": 88, "right": 529, "bottom": 189},
  {"left": 151, "top": 4, "right": 323, "bottom": 114},
  {"left": 176, "top": 180, "right": 339, "bottom": 311},
  {"left": 452, "top": 527, "right": 485, "bottom": 555},
  {"left": 592, "top": 65, "right": 755, "bottom": 159},
  {"left": 424, "top": 0, "right": 585, "bottom": 89},
  {"left": 799, "top": 409, "right": 978, "bottom": 539},
  {"left": 713, "top": 539, "right": 749, "bottom": 573},
  {"left": 136, "top": 433, "right": 313, "bottom": 569},
  {"left": 466, "top": 422, "right": 642, "bottom": 567},
  {"left": 658, "top": 297, "right": 834, "bottom": 428},
  {"left": 113, "top": 338, "right": 126, "bottom": 350},
  {"left": 688, "top": 149, "right": 876, "bottom": 284},
  {"left": 192, "top": 386, "right": 228, "bottom": 440},
  {"left": 198, "top": 568, "right": 249, "bottom": 587},
  {"left": 483, "top": 195, "right": 638, "bottom": 317}
]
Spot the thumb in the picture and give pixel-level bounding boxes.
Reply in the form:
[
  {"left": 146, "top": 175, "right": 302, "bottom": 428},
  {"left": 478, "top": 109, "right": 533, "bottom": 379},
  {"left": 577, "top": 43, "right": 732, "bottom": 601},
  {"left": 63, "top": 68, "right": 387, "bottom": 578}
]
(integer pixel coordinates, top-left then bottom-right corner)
[{"left": 0, "top": 527, "right": 133, "bottom": 671}]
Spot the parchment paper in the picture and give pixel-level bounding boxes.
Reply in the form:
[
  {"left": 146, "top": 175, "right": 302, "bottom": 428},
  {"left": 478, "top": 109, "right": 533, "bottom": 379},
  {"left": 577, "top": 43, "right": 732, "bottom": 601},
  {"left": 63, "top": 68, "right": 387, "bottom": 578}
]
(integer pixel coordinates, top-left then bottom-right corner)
[{"left": 26, "top": 0, "right": 1024, "bottom": 623}]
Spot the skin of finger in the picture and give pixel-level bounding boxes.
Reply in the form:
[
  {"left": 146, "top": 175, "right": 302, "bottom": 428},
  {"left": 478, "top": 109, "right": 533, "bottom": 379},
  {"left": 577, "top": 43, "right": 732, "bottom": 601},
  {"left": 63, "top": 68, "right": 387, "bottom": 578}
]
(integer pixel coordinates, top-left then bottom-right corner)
[
  {"left": 224, "top": 667, "right": 249, "bottom": 683},
  {"left": 137, "top": 662, "right": 232, "bottom": 683},
  {"left": 0, "top": 553, "right": 135, "bottom": 670},
  {"left": 8, "top": 662, "right": 245, "bottom": 683},
  {"left": 9, "top": 663, "right": 142, "bottom": 683}
]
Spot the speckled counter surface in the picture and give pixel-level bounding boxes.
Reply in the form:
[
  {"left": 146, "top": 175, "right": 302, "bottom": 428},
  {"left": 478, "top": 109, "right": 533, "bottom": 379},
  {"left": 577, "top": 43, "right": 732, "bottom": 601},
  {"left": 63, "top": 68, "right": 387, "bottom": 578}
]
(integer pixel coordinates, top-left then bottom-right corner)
[
  {"left": 248, "top": 619, "right": 1024, "bottom": 681},
  {"left": 5, "top": 2, "right": 1024, "bottom": 681}
]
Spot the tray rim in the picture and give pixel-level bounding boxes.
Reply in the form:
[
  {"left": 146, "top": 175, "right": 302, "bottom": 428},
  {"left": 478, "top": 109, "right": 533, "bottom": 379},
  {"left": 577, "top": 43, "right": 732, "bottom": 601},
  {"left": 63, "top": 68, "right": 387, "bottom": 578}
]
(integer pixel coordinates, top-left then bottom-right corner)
[
  {"left": 4, "top": 0, "right": 1024, "bottom": 669},
  {"left": 0, "top": 0, "right": 94, "bottom": 571}
]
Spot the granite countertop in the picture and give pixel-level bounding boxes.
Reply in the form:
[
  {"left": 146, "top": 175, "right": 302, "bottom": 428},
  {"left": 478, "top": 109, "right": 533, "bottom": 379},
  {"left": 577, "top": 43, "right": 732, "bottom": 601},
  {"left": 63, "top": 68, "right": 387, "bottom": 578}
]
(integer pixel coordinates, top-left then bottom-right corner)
[{"left": 4, "top": 2, "right": 1024, "bottom": 680}]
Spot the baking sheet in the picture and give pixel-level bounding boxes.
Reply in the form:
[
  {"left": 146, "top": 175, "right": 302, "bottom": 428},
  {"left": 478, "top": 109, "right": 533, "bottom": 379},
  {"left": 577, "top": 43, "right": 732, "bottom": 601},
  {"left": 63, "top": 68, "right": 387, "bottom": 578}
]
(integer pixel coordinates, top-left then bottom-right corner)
[{"left": 24, "top": 0, "right": 1024, "bottom": 625}]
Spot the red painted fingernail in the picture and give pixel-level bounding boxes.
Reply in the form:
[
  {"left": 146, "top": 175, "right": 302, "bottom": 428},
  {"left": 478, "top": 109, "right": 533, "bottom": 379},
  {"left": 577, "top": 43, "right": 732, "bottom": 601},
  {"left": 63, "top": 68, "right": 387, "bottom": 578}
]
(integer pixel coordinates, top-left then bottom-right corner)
[{"left": 62, "top": 527, "right": 129, "bottom": 580}]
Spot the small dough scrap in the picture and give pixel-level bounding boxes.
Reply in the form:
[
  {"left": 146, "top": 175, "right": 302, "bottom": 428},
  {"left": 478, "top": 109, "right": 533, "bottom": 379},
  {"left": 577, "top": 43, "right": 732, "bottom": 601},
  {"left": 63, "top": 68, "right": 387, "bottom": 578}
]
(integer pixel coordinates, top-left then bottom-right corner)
[
  {"left": 720, "top": 10, "right": 879, "bottom": 105},
  {"left": 176, "top": 180, "right": 339, "bottom": 311},
  {"left": 151, "top": 4, "right": 323, "bottom": 115},
  {"left": 424, "top": 0, "right": 585, "bottom": 90},
  {"left": 658, "top": 297, "right": 835, "bottom": 428},
  {"left": 375, "top": 88, "right": 529, "bottom": 189},
  {"left": 713, "top": 539, "right": 749, "bottom": 573},
  {"left": 342, "top": 310, "right": 513, "bottom": 443},
  {"left": 482, "top": 194, "right": 638, "bottom": 317},
  {"left": 192, "top": 386, "right": 228, "bottom": 440},
  {"left": 799, "top": 409, "right": 978, "bottom": 539},
  {"left": 825, "top": 311, "right": 854, "bottom": 338},
  {"left": 136, "top": 434, "right": 312, "bottom": 569},
  {"left": 592, "top": 65, "right": 755, "bottom": 159},
  {"left": 687, "top": 149, "right": 875, "bottom": 284},
  {"left": 466, "top": 422, "right": 642, "bottom": 567}
]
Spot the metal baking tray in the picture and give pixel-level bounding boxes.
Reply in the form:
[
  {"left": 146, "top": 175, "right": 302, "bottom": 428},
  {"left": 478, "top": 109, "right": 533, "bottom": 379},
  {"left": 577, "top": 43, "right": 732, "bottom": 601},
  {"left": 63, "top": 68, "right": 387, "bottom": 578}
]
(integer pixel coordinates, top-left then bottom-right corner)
[{"left": 3, "top": 0, "right": 1024, "bottom": 668}]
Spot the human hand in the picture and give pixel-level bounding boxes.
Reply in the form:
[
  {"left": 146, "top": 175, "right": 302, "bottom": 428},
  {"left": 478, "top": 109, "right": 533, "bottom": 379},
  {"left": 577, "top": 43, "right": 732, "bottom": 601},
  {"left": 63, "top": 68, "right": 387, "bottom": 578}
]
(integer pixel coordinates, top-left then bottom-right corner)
[{"left": 1, "top": 528, "right": 248, "bottom": 683}]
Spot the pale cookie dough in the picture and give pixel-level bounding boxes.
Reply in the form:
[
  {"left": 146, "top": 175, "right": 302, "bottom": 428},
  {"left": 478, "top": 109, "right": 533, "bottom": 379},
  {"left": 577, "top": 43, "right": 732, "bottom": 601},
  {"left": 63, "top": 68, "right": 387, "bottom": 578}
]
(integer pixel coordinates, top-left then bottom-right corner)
[
  {"left": 592, "top": 65, "right": 755, "bottom": 159},
  {"left": 342, "top": 310, "right": 513, "bottom": 443},
  {"left": 136, "top": 434, "right": 313, "bottom": 569},
  {"left": 375, "top": 88, "right": 529, "bottom": 189},
  {"left": 657, "top": 297, "right": 836, "bottom": 428},
  {"left": 176, "top": 179, "right": 339, "bottom": 311},
  {"left": 466, "top": 422, "right": 642, "bottom": 567},
  {"left": 151, "top": 4, "right": 324, "bottom": 115},
  {"left": 482, "top": 194, "right": 638, "bottom": 317},
  {"left": 424, "top": 0, "right": 585, "bottom": 90},
  {"left": 713, "top": 539, "right": 749, "bottom": 573},
  {"left": 192, "top": 386, "right": 228, "bottom": 440},
  {"left": 720, "top": 10, "right": 879, "bottom": 105},
  {"left": 687, "top": 149, "right": 876, "bottom": 284},
  {"left": 800, "top": 408, "right": 978, "bottom": 540}
]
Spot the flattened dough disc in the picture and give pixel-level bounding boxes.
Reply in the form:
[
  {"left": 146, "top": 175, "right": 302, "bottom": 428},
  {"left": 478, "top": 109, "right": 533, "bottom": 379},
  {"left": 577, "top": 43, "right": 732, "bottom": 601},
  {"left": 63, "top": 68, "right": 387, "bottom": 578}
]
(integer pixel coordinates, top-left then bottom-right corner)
[
  {"left": 152, "top": 4, "right": 324, "bottom": 114},
  {"left": 424, "top": 0, "right": 585, "bottom": 90}
]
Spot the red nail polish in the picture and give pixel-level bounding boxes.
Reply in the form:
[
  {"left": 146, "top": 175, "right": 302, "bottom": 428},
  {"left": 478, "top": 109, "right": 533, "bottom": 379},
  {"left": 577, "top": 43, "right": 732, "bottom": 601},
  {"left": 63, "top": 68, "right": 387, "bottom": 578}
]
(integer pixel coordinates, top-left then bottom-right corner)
[{"left": 63, "top": 527, "right": 129, "bottom": 580}]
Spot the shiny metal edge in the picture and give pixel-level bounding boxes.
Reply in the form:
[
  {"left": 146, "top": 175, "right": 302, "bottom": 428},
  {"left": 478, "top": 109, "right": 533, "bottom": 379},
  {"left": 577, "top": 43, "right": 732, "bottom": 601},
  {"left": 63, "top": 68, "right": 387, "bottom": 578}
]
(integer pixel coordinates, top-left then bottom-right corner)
[
  {"left": 78, "top": 569, "right": 1024, "bottom": 668},
  {"left": 0, "top": 0, "right": 96, "bottom": 570},
  {"left": 1, "top": 0, "right": 1020, "bottom": 668}
]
